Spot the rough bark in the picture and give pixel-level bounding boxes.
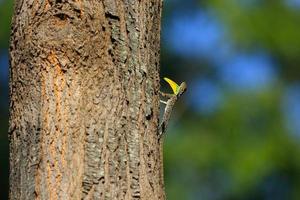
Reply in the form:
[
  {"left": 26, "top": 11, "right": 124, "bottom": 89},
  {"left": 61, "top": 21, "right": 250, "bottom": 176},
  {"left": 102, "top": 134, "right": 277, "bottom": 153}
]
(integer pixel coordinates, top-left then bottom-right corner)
[{"left": 9, "top": 0, "right": 164, "bottom": 199}]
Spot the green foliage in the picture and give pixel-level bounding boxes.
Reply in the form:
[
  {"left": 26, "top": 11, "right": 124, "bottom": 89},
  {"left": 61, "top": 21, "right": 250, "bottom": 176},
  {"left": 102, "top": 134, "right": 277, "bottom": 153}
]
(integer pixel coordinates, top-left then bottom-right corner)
[
  {"left": 206, "top": 0, "right": 300, "bottom": 57},
  {"left": 160, "top": 1, "right": 300, "bottom": 198},
  {"left": 164, "top": 88, "right": 300, "bottom": 199},
  {"left": 0, "top": 0, "right": 13, "bottom": 48}
]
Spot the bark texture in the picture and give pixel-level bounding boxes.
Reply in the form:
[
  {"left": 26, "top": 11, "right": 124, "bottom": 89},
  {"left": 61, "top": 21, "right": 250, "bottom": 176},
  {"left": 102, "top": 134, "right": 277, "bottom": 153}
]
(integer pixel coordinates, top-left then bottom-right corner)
[{"left": 9, "top": 0, "right": 164, "bottom": 199}]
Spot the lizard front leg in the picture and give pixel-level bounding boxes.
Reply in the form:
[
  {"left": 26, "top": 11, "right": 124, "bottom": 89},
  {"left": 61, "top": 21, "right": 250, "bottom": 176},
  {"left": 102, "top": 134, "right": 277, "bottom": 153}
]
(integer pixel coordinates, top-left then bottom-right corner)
[
  {"left": 159, "top": 91, "right": 174, "bottom": 105},
  {"left": 159, "top": 91, "right": 174, "bottom": 98}
]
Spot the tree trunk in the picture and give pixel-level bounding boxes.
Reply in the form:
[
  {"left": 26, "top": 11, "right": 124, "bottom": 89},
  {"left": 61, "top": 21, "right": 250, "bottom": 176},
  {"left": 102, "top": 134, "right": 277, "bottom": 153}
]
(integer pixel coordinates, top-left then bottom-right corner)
[{"left": 9, "top": 0, "right": 164, "bottom": 199}]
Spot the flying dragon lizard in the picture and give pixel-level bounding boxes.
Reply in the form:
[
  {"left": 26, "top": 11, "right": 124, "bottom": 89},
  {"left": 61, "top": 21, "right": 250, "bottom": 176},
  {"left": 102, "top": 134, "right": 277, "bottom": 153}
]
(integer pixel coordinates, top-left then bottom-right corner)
[{"left": 158, "top": 77, "right": 187, "bottom": 138}]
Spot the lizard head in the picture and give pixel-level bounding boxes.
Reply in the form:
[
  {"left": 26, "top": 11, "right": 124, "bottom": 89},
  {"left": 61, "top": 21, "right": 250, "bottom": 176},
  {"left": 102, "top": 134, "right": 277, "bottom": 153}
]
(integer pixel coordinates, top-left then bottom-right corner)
[{"left": 177, "top": 82, "right": 187, "bottom": 97}]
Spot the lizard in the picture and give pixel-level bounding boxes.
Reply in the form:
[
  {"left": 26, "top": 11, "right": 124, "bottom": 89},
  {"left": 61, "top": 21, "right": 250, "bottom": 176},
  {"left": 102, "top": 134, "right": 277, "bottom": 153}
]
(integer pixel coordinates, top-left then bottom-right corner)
[{"left": 158, "top": 77, "right": 187, "bottom": 138}]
